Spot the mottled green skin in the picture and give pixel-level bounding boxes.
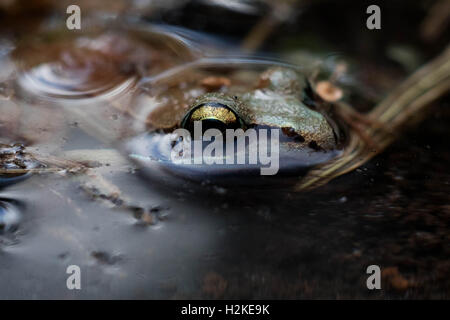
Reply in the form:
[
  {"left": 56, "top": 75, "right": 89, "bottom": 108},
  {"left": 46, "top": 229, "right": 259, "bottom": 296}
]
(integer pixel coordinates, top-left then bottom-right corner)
[{"left": 189, "top": 67, "right": 337, "bottom": 150}]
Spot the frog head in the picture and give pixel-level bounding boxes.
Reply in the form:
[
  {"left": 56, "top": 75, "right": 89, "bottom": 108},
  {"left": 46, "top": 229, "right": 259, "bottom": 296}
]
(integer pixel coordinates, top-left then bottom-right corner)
[{"left": 181, "top": 67, "right": 340, "bottom": 152}]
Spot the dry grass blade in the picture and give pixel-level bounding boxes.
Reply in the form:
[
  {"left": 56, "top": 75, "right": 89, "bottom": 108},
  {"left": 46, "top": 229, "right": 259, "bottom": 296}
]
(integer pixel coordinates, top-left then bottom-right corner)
[{"left": 296, "top": 47, "right": 450, "bottom": 191}]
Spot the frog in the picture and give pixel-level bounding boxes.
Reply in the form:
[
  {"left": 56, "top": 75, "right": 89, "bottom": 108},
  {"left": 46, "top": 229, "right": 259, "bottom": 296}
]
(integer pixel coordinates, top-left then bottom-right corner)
[{"left": 126, "top": 64, "right": 344, "bottom": 184}]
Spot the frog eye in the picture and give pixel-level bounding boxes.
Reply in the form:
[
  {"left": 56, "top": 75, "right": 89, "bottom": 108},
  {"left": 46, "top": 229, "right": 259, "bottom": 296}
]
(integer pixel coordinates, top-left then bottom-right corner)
[{"left": 181, "top": 102, "right": 245, "bottom": 134}]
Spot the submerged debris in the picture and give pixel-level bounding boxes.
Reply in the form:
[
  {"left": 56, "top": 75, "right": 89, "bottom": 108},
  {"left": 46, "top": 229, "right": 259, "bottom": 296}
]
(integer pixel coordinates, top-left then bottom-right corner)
[
  {"left": 382, "top": 267, "right": 413, "bottom": 292},
  {"left": 1, "top": 143, "right": 36, "bottom": 170},
  {"left": 0, "top": 143, "right": 43, "bottom": 186},
  {"left": 131, "top": 205, "right": 169, "bottom": 226},
  {"left": 91, "top": 251, "right": 123, "bottom": 266}
]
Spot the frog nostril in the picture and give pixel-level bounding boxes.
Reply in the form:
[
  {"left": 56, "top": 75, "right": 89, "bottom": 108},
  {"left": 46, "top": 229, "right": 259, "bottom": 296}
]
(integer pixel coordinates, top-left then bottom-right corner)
[
  {"left": 309, "top": 141, "right": 321, "bottom": 151},
  {"left": 281, "top": 127, "right": 305, "bottom": 143}
]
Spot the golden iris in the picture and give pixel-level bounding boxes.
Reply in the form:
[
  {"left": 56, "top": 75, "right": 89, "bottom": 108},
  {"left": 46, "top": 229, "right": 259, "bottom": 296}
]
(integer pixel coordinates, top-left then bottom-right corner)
[{"left": 181, "top": 102, "right": 245, "bottom": 133}]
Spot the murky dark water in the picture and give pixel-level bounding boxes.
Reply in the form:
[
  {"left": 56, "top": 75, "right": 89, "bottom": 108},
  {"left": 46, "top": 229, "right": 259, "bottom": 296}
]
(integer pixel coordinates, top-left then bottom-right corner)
[{"left": 0, "top": 1, "right": 449, "bottom": 299}]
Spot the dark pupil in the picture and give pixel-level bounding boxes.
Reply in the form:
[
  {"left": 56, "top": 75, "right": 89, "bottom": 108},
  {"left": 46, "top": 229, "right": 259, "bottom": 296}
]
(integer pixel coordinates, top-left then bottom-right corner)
[
  {"left": 182, "top": 102, "right": 241, "bottom": 136},
  {"left": 192, "top": 119, "right": 229, "bottom": 134}
]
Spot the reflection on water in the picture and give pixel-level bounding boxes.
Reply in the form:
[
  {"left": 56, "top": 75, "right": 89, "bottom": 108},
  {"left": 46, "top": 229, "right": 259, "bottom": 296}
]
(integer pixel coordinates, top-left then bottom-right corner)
[
  {"left": 14, "top": 31, "right": 189, "bottom": 101},
  {"left": 0, "top": 199, "right": 21, "bottom": 233}
]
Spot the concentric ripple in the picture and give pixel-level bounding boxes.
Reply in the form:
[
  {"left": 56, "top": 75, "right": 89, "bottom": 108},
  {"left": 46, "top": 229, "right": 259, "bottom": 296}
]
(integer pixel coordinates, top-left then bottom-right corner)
[{"left": 14, "top": 35, "right": 140, "bottom": 100}]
